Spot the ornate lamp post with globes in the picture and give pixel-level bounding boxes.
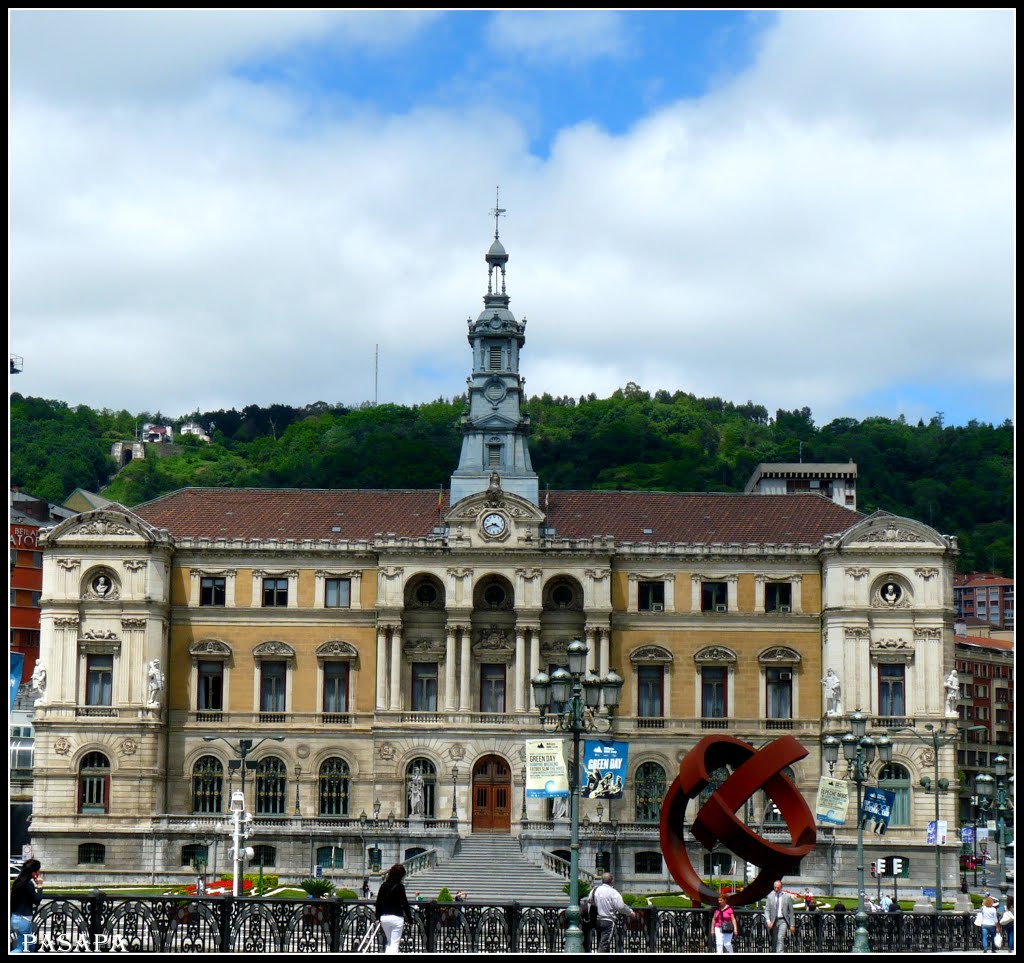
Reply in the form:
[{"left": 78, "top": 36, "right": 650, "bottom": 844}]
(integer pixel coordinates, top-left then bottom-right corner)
[
  {"left": 531, "top": 639, "right": 623, "bottom": 954},
  {"left": 822, "top": 710, "right": 892, "bottom": 954}
]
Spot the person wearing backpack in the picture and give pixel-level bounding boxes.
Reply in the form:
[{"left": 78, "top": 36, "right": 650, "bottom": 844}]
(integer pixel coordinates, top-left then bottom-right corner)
[
  {"left": 713, "top": 892, "right": 739, "bottom": 953},
  {"left": 579, "top": 892, "right": 599, "bottom": 951}
]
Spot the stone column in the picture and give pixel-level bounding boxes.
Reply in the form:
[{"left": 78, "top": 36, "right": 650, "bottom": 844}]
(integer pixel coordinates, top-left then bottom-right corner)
[
  {"left": 585, "top": 625, "right": 598, "bottom": 673},
  {"left": 515, "top": 626, "right": 527, "bottom": 712},
  {"left": 529, "top": 628, "right": 540, "bottom": 687},
  {"left": 376, "top": 626, "right": 388, "bottom": 711},
  {"left": 445, "top": 624, "right": 458, "bottom": 711},
  {"left": 389, "top": 625, "right": 403, "bottom": 711},
  {"left": 459, "top": 626, "right": 472, "bottom": 711}
]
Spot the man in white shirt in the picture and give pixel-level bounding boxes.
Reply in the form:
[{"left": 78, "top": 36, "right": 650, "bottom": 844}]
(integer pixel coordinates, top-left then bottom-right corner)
[{"left": 591, "top": 872, "right": 634, "bottom": 953}]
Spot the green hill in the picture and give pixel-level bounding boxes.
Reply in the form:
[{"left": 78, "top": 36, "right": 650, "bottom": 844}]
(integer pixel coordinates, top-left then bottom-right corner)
[{"left": 10, "top": 388, "right": 1012, "bottom": 575}]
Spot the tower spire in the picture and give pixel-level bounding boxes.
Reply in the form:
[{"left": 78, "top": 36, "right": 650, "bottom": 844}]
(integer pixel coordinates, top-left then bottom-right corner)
[{"left": 490, "top": 186, "right": 506, "bottom": 240}]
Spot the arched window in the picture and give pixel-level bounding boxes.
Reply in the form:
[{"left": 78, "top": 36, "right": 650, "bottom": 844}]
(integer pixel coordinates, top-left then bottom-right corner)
[
  {"left": 255, "top": 757, "right": 287, "bottom": 816},
  {"left": 181, "top": 844, "right": 209, "bottom": 869},
  {"left": 635, "top": 762, "right": 667, "bottom": 823},
  {"left": 191, "top": 755, "right": 224, "bottom": 814},
  {"left": 79, "top": 751, "right": 111, "bottom": 814},
  {"left": 405, "top": 758, "right": 436, "bottom": 818},
  {"left": 251, "top": 845, "right": 276, "bottom": 867},
  {"left": 318, "top": 758, "right": 351, "bottom": 817},
  {"left": 316, "top": 846, "right": 344, "bottom": 869},
  {"left": 878, "top": 763, "right": 912, "bottom": 826}
]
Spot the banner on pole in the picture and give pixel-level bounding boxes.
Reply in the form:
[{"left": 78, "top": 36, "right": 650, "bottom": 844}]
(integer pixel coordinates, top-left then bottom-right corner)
[
  {"left": 815, "top": 776, "right": 850, "bottom": 826},
  {"left": 10, "top": 653, "right": 24, "bottom": 716},
  {"left": 525, "top": 740, "right": 568, "bottom": 798},
  {"left": 581, "top": 740, "right": 628, "bottom": 799},
  {"left": 861, "top": 786, "right": 896, "bottom": 836}
]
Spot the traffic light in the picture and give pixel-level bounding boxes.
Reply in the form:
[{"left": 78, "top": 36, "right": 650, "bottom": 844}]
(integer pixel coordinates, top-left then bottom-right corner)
[{"left": 870, "top": 861, "right": 876, "bottom": 877}]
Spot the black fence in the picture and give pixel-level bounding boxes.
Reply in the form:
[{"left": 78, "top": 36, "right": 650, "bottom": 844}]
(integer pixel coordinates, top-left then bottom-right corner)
[{"left": 19, "top": 897, "right": 980, "bottom": 954}]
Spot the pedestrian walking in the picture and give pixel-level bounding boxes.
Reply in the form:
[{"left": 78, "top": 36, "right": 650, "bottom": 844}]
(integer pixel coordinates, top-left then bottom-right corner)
[
  {"left": 11, "top": 859, "right": 44, "bottom": 953},
  {"left": 375, "top": 863, "right": 413, "bottom": 954},
  {"left": 978, "top": 895, "right": 999, "bottom": 953},
  {"left": 591, "top": 872, "right": 634, "bottom": 953},
  {"left": 998, "top": 896, "right": 1014, "bottom": 951},
  {"left": 712, "top": 892, "right": 739, "bottom": 953},
  {"left": 764, "top": 880, "right": 794, "bottom": 953},
  {"left": 361, "top": 876, "right": 371, "bottom": 900}
]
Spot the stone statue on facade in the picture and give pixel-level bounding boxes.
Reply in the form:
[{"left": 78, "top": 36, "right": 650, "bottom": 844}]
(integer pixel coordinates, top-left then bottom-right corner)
[
  {"left": 552, "top": 795, "right": 569, "bottom": 819},
  {"left": 409, "top": 770, "right": 425, "bottom": 816},
  {"left": 31, "top": 662, "right": 47, "bottom": 702},
  {"left": 146, "top": 659, "right": 165, "bottom": 706},
  {"left": 822, "top": 668, "right": 842, "bottom": 717},
  {"left": 944, "top": 669, "right": 960, "bottom": 716}
]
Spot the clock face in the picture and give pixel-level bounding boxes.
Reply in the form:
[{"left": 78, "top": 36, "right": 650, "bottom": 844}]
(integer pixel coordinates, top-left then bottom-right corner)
[{"left": 482, "top": 512, "right": 507, "bottom": 537}]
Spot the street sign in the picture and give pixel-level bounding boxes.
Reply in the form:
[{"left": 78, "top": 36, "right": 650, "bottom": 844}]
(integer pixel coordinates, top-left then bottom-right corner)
[{"left": 922, "top": 887, "right": 937, "bottom": 897}]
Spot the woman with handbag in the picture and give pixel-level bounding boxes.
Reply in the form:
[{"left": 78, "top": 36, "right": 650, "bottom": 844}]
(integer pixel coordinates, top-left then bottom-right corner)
[
  {"left": 713, "top": 892, "right": 739, "bottom": 953},
  {"left": 998, "top": 896, "right": 1013, "bottom": 951},
  {"left": 10, "top": 859, "right": 44, "bottom": 953},
  {"left": 978, "top": 895, "right": 999, "bottom": 952},
  {"left": 374, "top": 863, "right": 413, "bottom": 954}
]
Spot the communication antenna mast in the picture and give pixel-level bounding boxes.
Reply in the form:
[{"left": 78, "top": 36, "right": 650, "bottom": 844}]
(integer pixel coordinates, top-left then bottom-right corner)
[
  {"left": 10, "top": 354, "right": 24, "bottom": 375},
  {"left": 375, "top": 344, "right": 379, "bottom": 406}
]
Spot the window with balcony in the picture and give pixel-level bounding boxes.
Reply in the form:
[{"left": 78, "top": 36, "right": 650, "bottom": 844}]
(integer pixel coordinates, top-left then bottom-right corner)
[
  {"left": 85, "top": 655, "right": 113, "bottom": 706},
  {"left": 635, "top": 761, "right": 667, "bottom": 823},
  {"left": 766, "top": 667, "right": 793, "bottom": 721},
  {"left": 638, "top": 665, "right": 664, "bottom": 723},
  {"left": 260, "top": 661, "right": 287, "bottom": 716},
  {"left": 480, "top": 664, "right": 506, "bottom": 713},
  {"left": 878, "top": 663, "right": 905, "bottom": 717},
  {"left": 197, "top": 660, "right": 224, "bottom": 714},
  {"left": 412, "top": 663, "right": 438, "bottom": 713},
  {"left": 702, "top": 666, "right": 727, "bottom": 719}
]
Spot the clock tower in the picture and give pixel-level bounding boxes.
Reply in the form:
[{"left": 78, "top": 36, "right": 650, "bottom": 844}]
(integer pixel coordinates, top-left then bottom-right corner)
[{"left": 450, "top": 197, "right": 540, "bottom": 506}]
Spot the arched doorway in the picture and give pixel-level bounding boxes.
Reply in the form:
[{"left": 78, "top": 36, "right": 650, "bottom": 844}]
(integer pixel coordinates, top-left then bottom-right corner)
[{"left": 471, "top": 754, "right": 512, "bottom": 833}]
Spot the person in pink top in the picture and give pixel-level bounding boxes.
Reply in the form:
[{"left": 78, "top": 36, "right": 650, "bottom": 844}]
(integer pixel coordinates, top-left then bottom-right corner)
[{"left": 713, "top": 892, "right": 740, "bottom": 953}]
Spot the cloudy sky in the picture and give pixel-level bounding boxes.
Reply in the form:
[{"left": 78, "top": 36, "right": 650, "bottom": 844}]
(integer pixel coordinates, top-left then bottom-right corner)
[{"left": 9, "top": 10, "right": 1014, "bottom": 426}]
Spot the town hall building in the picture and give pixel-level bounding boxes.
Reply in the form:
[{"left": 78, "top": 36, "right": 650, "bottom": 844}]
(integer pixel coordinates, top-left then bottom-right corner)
[{"left": 29, "top": 221, "right": 962, "bottom": 898}]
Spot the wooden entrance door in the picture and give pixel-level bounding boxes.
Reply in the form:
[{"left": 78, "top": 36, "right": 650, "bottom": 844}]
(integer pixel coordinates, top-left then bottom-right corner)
[{"left": 471, "top": 754, "right": 512, "bottom": 833}]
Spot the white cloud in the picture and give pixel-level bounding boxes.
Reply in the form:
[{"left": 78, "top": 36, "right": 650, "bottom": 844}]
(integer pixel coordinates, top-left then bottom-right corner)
[
  {"left": 486, "top": 11, "right": 628, "bottom": 64},
  {"left": 8, "top": 10, "right": 1014, "bottom": 427}
]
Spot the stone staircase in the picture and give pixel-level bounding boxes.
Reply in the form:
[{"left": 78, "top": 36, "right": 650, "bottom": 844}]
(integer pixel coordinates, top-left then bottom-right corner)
[{"left": 406, "top": 834, "right": 568, "bottom": 904}]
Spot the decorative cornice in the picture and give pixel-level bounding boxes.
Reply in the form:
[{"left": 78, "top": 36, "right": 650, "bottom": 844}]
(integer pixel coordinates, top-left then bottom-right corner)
[
  {"left": 252, "top": 640, "right": 296, "bottom": 659},
  {"left": 316, "top": 640, "right": 359, "bottom": 659},
  {"left": 694, "top": 645, "right": 737, "bottom": 665},
  {"left": 759, "top": 646, "right": 802, "bottom": 664},
  {"left": 630, "top": 645, "right": 673, "bottom": 665}
]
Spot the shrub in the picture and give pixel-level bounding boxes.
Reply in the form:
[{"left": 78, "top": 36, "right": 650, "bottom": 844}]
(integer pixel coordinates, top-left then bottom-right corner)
[
  {"left": 438, "top": 887, "right": 454, "bottom": 903},
  {"left": 299, "top": 878, "right": 335, "bottom": 898},
  {"left": 562, "top": 880, "right": 592, "bottom": 898}
]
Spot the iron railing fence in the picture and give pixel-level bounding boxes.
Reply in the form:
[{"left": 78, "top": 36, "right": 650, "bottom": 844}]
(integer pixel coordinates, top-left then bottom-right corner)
[{"left": 18, "top": 897, "right": 980, "bottom": 954}]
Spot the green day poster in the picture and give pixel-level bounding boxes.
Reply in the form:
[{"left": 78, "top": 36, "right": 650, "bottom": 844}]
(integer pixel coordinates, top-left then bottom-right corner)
[
  {"left": 815, "top": 776, "right": 850, "bottom": 826},
  {"left": 526, "top": 740, "right": 569, "bottom": 798},
  {"left": 581, "top": 740, "right": 628, "bottom": 799}
]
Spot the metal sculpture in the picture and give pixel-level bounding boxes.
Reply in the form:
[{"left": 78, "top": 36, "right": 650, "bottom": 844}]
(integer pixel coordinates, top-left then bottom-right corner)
[{"left": 660, "top": 734, "right": 816, "bottom": 906}]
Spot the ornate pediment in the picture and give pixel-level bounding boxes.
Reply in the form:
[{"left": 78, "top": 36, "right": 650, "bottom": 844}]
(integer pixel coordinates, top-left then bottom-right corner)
[
  {"left": 694, "top": 645, "right": 737, "bottom": 665},
  {"left": 758, "top": 646, "right": 801, "bottom": 664},
  {"left": 42, "top": 508, "right": 171, "bottom": 548},
  {"left": 445, "top": 484, "right": 546, "bottom": 527},
  {"left": 473, "top": 626, "right": 514, "bottom": 662},
  {"left": 403, "top": 637, "right": 445, "bottom": 662},
  {"left": 189, "top": 639, "right": 233, "bottom": 660},
  {"left": 316, "top": 640, "right": 359, "bottom": 660},
  {"left": 252, "top": 640, "right": 296, "bottom": 660},
  {"left": 630, "top": 645, "right": 673, "bottom": 665},
  {"left": 837, "top": 512, "right": 950, "bottom": 551}
]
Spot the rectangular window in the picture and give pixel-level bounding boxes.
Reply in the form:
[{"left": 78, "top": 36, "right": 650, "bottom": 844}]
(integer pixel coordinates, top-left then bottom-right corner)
[
  {"left": 262, "top": 577, "right": 288, "bottom": 608},
  {"left": 86, "top": 655, "right": 113, "bottom": 706},
  {"left": 638, "top": 581, "right": 665, "bottom": 612},
  {"left": 412, "top": 663, "right": 438, "bottom": 712},
  {"left": 635, "top": 852, "right": 663, "bottom": 874},
  {"left": 878, "top": 664, "right": 906, "bottom": 717},
  {"left": 200, "top": 576, "right": 226, "bottom": 606},
  {"left": 197, "top": 660, "right": 224, "bottom": 712},
  {"left": 487, "top": 444, "right": 502, "bottom": 467},
  {"left": 325, "top": 578, "right": 351, "bottom": 608},
  {"left": 638, "top": 665, "right": 664, "bottom": 719},
  {"left": 480, "top": 664, "right": 506, "bottom": 713},
  {"left": 488, "top": 346, "right": 502, "bottom": 370},
  {"left": 80, "top": 774, "right": 108, "bottom": 814},
  {"left": 702, "top": 667, "right": 727, "bottom": 718},
  {"left": 766, "top": 667, "right": 793, "bottom": 719},
  {"left": 765, "top": 583, "right": 792, "bottom": 612},
  {"left": 323, "top": 662, "right": 350, "bottom": 713},
  {"left": 702, "top": 582, "right": 728, "bottom": 612},
  {"left": 260, "top": 661, "right": 287, "bottom": 713}
]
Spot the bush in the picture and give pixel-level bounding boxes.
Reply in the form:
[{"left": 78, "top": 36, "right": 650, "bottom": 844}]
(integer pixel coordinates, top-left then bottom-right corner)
[
  {"left": 299, "top": 878, "right": 335, "bottom": 898},
  {"left": 438, "top": 887, "right": 454, "bottom": 903},
  {"left": 335, "top": 888, "right": 359, "bottom": 900}
]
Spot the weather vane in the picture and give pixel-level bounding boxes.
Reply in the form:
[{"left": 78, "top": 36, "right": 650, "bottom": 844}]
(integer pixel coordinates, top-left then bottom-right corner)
[{"left": 490, "top": 187, "right": 506, "bottom": 239}]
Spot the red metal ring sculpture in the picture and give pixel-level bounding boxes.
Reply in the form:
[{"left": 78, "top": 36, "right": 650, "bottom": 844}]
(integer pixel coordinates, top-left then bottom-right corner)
[{"left": 659, "top": 734, "right": 817, "bottom": 906}]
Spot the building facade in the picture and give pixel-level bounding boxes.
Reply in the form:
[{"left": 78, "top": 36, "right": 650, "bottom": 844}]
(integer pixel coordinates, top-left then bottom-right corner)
[{"left": 30, "top": 228, "right": 963, "bottom": 897}]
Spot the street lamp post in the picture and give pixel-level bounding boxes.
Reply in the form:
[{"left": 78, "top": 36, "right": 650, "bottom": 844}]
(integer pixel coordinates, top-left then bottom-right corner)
[
  {"left": 531, "top": 639, "right": 623, "bottom": 955},
  {"left": 822, "top": 710, "right": 892, "bottom": 954},
  {"left": 895, "top": 722, "right": 983, "bottom": 912}
]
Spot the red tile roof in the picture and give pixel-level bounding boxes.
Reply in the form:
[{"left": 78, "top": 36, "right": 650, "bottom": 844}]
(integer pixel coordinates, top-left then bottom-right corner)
[
  {"left": 955, "top": 635, "right": 1014, "bottom": 652},
  {"left": 134, "top": 488, "right": 863, "bottom": 544}
]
